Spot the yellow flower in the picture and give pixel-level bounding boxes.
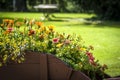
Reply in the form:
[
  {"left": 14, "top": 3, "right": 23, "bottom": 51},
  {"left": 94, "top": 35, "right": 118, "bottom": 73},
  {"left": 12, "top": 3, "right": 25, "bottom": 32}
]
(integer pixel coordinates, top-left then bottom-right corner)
[
  {"left": 46, "top": 30, "right": 50, "bottom": 34},
  {"left": 80, "top": 47, "right": 86, "bottom": 51},
  {"left": 12, "top": 57, "right": 15, "bottom": 60},
  {"left": 56, "top": 43, "right": 63, "bottom": 47},
  {"left": 48, "top": 25, "right": 54, "bottom": 31},
  {"left": 18, "top": 60, "right": 21, "bottom": 63},
  {"left": 0, "top": 24, "right": 4, "bottom": 28},
  {"left": 41, "top": 26, "right": 46, "bottom": 31}
]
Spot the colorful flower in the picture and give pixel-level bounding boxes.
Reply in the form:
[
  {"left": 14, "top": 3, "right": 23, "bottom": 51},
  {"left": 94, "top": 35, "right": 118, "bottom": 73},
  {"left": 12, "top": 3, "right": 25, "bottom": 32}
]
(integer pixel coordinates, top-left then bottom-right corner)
[
  {"left": 64, "top": 40, "right": 71, "bottom": 45},
  {"left": 35, "top": 22, "right": 43, "bottom": 27},
  {"left": 56, "top": 43, "right": 63, "bottom": 47},
  {"left": 6, "top": 27, "right": 13, "bottom": 33},
  {"left": 48, "top": 25, "right": 54, "bottom": 31},
  {"left": 86, "top": 52, "right": 96, "bottom": 66},
  {"left": 80, "top": 47, "right": 86, "bottom": 51},
  {"left": 53, "top": 38, "right": 59, "bottom": 43},
  {"left": 0, "top": 18, "right": 107, "bottom": 80},
  {"left": 39, "top": 34, "right": 44, "bottom": 40},
  {"left": 28, "top": 29, "right": 35, "bottom": 36},
  {"left": 15, "top": 22, "right": 23, "bottom": 28}
]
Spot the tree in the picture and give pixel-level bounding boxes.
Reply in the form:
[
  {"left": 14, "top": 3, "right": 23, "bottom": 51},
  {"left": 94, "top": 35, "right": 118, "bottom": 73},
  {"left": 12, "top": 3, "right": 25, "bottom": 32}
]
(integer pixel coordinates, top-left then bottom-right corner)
[
  {"left": 15, "top": 0, "right": 27, "bottom": 11},
  {"left": 73, "top": 0, "right": 120, "bottom": 20}
]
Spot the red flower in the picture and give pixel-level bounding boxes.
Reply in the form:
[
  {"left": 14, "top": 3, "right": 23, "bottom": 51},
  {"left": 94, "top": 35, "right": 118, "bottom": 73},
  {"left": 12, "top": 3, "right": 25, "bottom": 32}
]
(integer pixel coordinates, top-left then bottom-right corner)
[
  {"left": 86, "top": 52, "right": 96, "bottom": 66},
  {"left": 28, "top": 29, "right": 35, "bottom": 36},
  {"left": 53, "top": 38, "right": 59, "bottom": 43}
]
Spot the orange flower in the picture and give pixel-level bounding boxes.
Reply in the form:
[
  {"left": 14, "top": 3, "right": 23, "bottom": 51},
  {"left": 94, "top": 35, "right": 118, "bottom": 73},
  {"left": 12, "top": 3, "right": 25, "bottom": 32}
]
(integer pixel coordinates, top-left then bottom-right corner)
[
  {"left": 7, "top": 23, "right": 13, "bottom": 28},
  {"left": 15, "top": 22, "right": 23, "bottom": 28},
  {"left": 3, "top": 19, "right": 14, "bottom": 24},
  {"left": 4, "top": 31, "right": 9, "bottom": 34},
  {"left": 3, "top": 19, "right": 9, "bottom": 23},
  {"left": 9, "top": 20, "right": 14, "bottom": 24},
  {"left": 35, "top": 22, "right": 43, "bottom": 27},
  {"left": 29, "top": 21, "right": 33, "bottom": 26}
]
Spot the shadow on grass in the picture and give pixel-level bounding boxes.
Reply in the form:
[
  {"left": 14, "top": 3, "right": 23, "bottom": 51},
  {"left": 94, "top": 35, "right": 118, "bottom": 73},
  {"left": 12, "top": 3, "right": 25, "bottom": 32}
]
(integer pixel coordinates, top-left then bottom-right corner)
[
  {"left": 47, "top": 16, "right": 120, "bottom": 28},
  {"left": 0, "top": 16, "right": 120, "bottom": 28},
  {"left": 83, "top": 18, "right": 120, "bottom": 28}
]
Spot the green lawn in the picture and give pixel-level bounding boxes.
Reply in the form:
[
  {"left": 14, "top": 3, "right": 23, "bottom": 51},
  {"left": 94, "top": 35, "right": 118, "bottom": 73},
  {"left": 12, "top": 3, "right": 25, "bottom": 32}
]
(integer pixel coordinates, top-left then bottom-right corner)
[{"left": 0, "top": 12, "right": 120, "bottom": 77}]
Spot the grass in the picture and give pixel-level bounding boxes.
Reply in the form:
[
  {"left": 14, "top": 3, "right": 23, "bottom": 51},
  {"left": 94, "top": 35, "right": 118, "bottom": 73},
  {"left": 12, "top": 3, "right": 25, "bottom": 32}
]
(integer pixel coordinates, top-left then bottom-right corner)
[{"left": 0, "top": 12, "right": 120, "bottom": 77}]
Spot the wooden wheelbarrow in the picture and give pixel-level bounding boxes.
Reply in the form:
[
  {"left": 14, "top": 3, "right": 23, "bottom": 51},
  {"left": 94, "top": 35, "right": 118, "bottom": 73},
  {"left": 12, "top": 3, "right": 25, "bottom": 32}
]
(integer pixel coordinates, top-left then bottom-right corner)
[{"left": 0, "top": 51, "right": 90, "bottom": 80}]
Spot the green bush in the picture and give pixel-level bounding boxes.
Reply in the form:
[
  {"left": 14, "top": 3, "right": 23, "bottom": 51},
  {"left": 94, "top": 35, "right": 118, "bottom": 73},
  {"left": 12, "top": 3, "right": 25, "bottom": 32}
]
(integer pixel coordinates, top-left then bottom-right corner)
[{"left": 0, "top": 18, "right": 107, "bottom": 80}]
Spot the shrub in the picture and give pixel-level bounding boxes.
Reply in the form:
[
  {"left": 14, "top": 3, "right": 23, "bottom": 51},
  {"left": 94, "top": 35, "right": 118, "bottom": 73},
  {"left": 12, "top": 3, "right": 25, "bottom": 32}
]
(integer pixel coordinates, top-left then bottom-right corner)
[{"left": 0, "top": 18, "right": 107, "bottom": 80}]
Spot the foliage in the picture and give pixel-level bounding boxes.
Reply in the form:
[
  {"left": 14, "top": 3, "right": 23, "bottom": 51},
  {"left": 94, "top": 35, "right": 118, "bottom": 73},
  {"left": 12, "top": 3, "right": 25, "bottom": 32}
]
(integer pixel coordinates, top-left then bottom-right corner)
[
  {"left": 0, "top": 18, "right": 107, "bottom": 80},
  {"left": 1, "top": 0, "right": 120, "bottom": 20},
  {"left": 72, "top": 0, "right": 120, "bottom": 20}
]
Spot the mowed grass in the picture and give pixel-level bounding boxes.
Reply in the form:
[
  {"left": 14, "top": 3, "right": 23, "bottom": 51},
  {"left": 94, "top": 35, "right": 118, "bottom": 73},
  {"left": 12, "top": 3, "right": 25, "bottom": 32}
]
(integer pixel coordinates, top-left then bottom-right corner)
[{"left": 0, "top": 12, "right": 120, "bottom": 77}]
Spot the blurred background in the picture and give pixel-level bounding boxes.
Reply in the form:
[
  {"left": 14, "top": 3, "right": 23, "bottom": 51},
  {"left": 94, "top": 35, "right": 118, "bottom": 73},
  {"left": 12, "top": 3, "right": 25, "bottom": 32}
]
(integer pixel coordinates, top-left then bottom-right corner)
[{"left": 0, "top": 0, "right": 120, "bottom": 20}]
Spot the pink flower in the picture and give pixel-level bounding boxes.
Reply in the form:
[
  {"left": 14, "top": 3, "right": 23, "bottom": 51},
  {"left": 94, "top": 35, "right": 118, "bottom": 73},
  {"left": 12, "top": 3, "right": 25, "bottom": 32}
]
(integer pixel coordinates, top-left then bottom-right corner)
[
  {"left": 64, "top": 40, "right": 71, "bottom": 45},
  {"left": 7, "top": 27, "right": 13, "bottom": 33},
  {"left": 53, "top": 38, "right": 59, "bottom": 43},
  {"left": 89, "top": 59, "right": 96, "bottom": 66},
  {"left": 86, "top": 52, "right": 96, "bottom": 66}
]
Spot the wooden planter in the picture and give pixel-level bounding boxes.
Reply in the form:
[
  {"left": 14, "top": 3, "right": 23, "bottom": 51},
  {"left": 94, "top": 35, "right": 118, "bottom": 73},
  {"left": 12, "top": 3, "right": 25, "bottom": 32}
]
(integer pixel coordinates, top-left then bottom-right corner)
[{"left": 0, "top": 51, "right": 90, "bottom": 80}]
